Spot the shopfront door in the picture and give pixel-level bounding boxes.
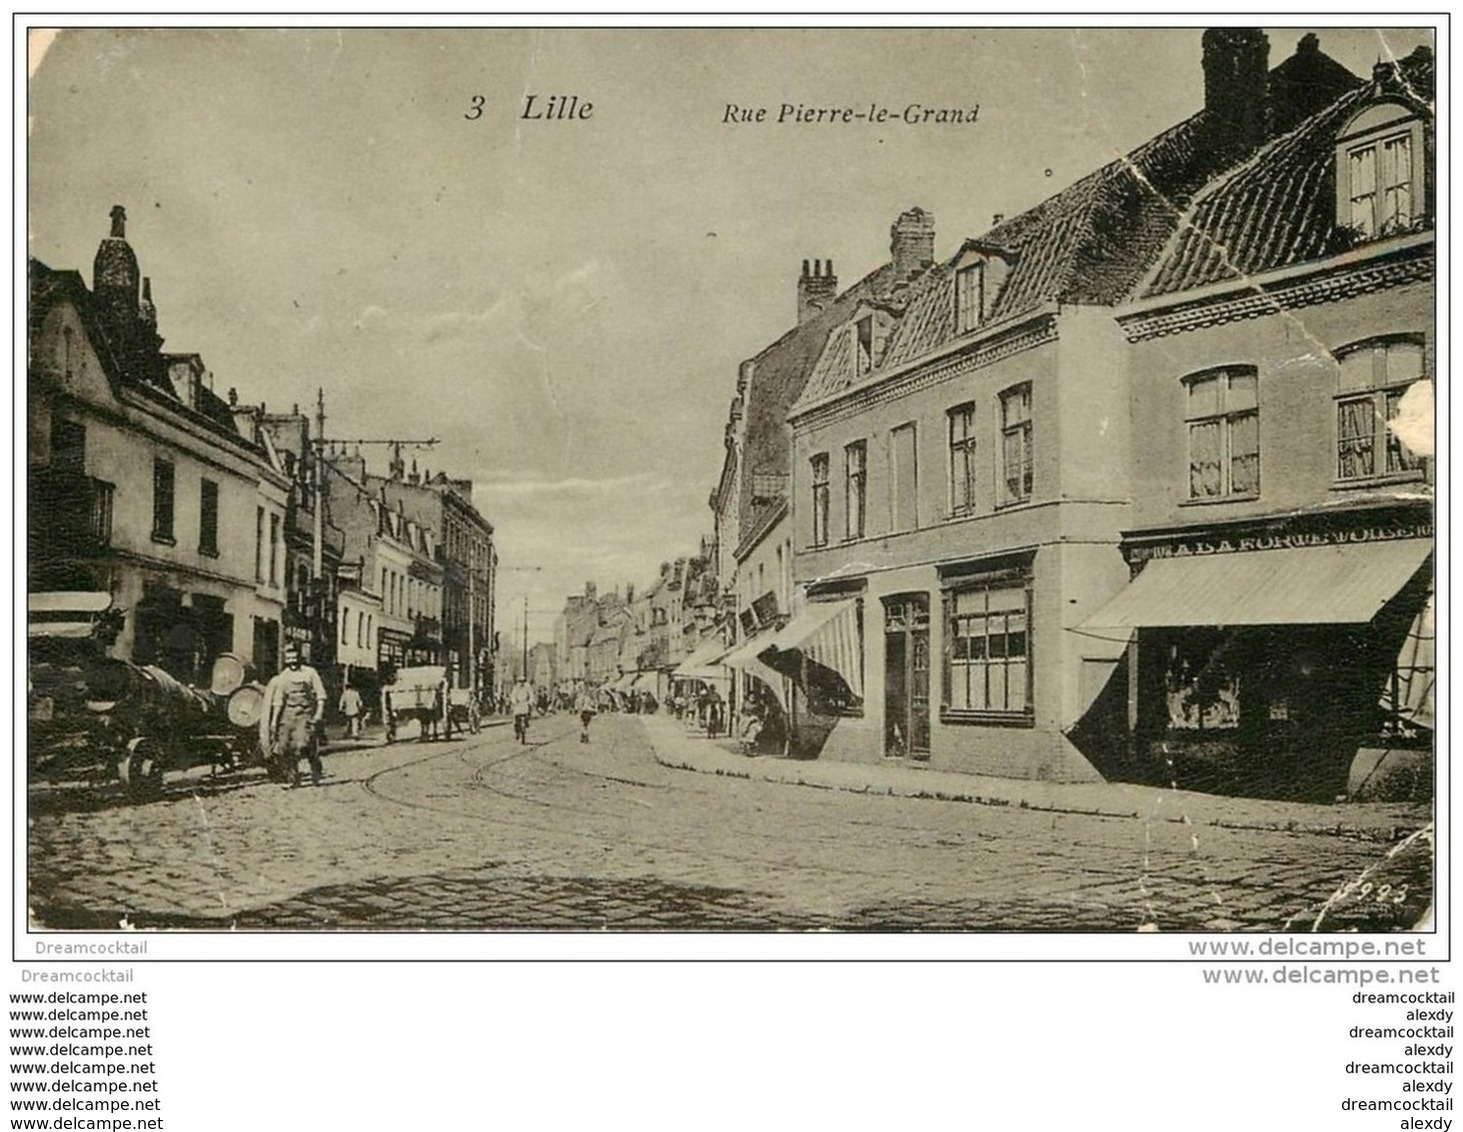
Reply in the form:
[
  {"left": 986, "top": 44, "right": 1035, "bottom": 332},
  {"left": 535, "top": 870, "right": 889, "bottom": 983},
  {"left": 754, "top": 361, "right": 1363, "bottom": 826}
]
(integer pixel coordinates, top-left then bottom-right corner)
[{"left": 883, "top": 594, "right": 930, "bottom": 759}]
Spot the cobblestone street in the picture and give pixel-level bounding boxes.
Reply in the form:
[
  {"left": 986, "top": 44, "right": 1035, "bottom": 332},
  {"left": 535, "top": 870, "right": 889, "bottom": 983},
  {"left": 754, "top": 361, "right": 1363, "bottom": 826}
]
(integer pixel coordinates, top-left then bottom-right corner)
[{"left": 27, "top": 714, "right": 1429, "bottom": 932}]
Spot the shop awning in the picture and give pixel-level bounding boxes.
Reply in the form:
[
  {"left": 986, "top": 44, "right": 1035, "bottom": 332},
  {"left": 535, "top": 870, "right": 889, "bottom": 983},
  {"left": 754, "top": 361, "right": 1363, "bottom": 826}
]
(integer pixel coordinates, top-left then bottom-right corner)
[
  {"left": 1082, "top": 540, "right": 1433, "bottom": 629},
  {"left": 672, "top": 638, "right": 732, "bottom": 682},
  {"left": 719, "top": 628, "right": 789, "bottom": 712},
  {"left": 1388, "top": 592, "right": 1435, "bottom": 730},
  {"left": 760, "top": 599, "right": 863, "bottom": 700},
  {"left": 28, "top": 592, "right": 113, "bottom": 639}
]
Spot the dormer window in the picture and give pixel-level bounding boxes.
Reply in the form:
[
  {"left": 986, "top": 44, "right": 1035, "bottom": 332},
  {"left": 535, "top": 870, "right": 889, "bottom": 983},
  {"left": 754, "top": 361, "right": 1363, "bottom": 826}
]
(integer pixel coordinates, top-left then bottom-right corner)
[
  {"left": 955, "top": 262, "right": 985, "bottom": 333},
  {"left": 855, "top": 315, "right": 874, "bottom": 376},
  {"left": 952, "top": 243, "right": 1013, "bottom": 334},
  {"left": 1336, "top": 100, "right": 1428, "bottom": 241}
]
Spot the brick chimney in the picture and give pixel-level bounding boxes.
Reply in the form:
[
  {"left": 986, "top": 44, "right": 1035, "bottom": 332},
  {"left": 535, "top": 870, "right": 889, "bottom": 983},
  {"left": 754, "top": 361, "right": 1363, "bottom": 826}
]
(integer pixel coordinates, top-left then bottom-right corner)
[
  {"left": 890, "top": 207, "right": 936, "bottom": 278},
  {"left": 797, "top": 258, "right": 838, "bottom": 323},
  {"left": 1267, "top": 33, "right": 1365, "bottom": 137},
  {"left": 1202, "top": 28, "right": 1270, "bottom": 154}
]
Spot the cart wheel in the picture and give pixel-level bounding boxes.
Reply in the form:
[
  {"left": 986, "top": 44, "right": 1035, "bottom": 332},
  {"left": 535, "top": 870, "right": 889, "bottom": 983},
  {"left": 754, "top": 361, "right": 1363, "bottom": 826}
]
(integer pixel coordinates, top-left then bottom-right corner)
[{"left": 118, "top": 737, "right": 165, "bottom": 797}]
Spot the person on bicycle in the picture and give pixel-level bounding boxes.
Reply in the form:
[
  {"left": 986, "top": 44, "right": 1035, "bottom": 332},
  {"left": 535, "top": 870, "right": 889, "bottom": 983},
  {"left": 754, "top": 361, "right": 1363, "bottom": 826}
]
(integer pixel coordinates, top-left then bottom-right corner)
[{"left": 509, "top": 678, "right": 534, "bottom": 743}]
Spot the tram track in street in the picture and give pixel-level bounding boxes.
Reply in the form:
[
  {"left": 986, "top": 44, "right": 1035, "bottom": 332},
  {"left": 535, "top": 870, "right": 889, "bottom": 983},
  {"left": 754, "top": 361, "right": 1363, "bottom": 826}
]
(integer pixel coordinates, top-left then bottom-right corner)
[{"left": 358, "top": 714, "right": 972, "bottom": 893}]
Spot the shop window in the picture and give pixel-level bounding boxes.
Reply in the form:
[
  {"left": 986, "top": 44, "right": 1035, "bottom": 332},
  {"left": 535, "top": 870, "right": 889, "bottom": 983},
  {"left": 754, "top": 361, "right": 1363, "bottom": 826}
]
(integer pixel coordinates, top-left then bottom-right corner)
[
  {"left": 1164, "top": 633, "right": 1241, "bottom": 731},
  {"left": 1185, "top": 366, "right": 1259, "bottom": 501},
  {"left": 1335, "top": 337, "right": 1426, "bottom": 482},
  {"left": 999, "top": 384, "right": 1033, "bottom": 505},
  {"left": 947, "top": 402, "right": 976, "bottom": 515},
  {"left": 151, "top": 459, "right": 176, "bottom": 544},
  {"left": 198, "top": 479, "right": 219, "bottom": 557},
  {"left": 844, "top": 440, "right": 867, "bottom": 540},
  {"left": 810, "top": 453, "right": 830, "bottom": 547},
  {"left": 943, "top": 581, "right": 1031, "bottom": 718}
]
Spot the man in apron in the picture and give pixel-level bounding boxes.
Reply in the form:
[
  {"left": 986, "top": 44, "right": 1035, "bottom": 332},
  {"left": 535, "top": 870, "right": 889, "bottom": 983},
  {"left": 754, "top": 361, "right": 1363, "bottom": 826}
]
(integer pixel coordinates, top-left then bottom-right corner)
[{"left": 265, "top": 643, "right": 327, "bottom": 787}]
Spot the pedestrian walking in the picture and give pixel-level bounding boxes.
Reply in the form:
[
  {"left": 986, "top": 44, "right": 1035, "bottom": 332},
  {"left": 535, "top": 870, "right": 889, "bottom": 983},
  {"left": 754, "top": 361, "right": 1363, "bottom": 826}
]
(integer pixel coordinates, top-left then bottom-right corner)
[
  {"left": 576, "top": 685, "right": 598, "bottom": 744},
  {"left": 339, "top": 684, "right": 363, "bottom": 739},
  {"left": 264, "top": 644, "right": 327, "bottom": 787}
]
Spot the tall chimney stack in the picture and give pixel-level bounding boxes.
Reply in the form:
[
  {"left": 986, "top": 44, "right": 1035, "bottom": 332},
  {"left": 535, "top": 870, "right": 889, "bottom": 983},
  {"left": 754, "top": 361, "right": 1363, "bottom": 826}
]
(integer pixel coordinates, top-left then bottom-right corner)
[
  {"left": 1202, "top": 28, "right": 1270, "bottom": 155},
  {"left": 796, "top": 257, "right": 838, "bottom": 324},
  {"left": 890, "top": 207, "right": 936, "bottom": 278}
]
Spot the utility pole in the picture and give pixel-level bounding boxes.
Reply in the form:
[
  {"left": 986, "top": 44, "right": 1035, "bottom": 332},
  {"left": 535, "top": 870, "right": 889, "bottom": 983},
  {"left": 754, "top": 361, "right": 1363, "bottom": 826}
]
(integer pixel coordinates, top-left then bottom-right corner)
[
  {"left": 522, "top": 593, "right": 529, "bottom": 681},
  {"left": 309, "top": 391, "right": 440, "bottom": 677},
  {"left": 313, "top": 388, "right": 325, "bottom": 581}
]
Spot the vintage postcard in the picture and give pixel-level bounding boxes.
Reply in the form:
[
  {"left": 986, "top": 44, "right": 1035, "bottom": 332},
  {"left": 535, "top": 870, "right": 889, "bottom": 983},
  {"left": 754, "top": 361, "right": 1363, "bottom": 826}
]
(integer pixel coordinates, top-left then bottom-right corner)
[{"left": 22, "top": 23, "right": 1437, "bottom": 942}]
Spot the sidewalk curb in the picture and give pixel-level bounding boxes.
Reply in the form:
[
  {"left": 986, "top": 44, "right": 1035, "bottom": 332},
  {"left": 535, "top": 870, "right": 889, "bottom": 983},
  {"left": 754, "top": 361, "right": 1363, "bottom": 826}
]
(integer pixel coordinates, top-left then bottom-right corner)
[{"left": 640, "top": 719, "right": 1425, "bottom": 843}]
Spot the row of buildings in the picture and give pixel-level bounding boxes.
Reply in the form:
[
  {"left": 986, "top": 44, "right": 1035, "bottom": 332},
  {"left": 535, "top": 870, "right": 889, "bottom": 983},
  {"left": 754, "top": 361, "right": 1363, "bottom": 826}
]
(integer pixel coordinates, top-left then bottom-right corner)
[
  {"left": 544, "top": 551, "right": 723, "bottom": 698},
  {"left": 28, "top": 207, "right": 498, "bottom": 708},
  {"left": 701, "top": 31, "right": 1435, "bottom": 799}
]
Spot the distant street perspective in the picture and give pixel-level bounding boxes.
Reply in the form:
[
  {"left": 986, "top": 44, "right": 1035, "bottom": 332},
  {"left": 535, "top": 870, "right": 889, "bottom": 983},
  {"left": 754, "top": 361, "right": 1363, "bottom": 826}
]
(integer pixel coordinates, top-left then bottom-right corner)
[{"left": 28, "top": 713, "right": 1429, "bottom": 932}]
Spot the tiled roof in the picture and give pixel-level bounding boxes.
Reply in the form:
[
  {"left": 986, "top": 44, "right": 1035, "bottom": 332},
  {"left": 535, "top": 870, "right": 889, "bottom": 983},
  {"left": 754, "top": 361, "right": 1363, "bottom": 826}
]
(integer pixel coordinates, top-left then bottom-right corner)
[
  {"left": 734, "top": 259, "right": 904, "bottom": 532},
  {"left": 888, "top": 113, "right": 1223, "bottom": 363},
  {"left": 1141, "top": 54, "right": 1432, "bottom": 298},
  {"left": 791, "top": 110, "right": 1229, "bottom": 415},
  {"left": 789, "top": 39, "right": 1406, "bottom": 415},
  {"left": 30, "top": 258, "right": 265, "bottom": 456}
]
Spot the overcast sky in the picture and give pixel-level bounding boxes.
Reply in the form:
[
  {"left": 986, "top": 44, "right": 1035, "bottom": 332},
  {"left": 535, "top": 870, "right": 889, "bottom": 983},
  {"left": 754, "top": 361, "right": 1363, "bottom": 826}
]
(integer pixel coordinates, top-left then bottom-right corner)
[{"left": 26, "top": 23, "right": 1433, "bottom": 644}]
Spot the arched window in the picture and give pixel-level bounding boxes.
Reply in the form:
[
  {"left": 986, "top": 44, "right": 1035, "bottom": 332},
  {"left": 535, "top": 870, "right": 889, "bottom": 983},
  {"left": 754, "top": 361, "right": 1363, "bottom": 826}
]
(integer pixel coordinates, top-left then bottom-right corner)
[
  {"left": 1335, "top": 336, "right": 1426, "bottom": 481},
  {"left": 1184, "top": 366, "right": 1259, "bottom": 500},
  {"left": 1335, "top": 99, "right": 1429, "bottom": 241}
]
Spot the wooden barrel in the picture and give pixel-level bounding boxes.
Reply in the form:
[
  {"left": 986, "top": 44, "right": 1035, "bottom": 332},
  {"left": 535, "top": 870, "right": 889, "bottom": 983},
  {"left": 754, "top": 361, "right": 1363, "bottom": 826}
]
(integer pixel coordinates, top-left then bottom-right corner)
[
  {"left": 210, "top": 653, "right": 250, "bottom": 696},
  {"left": 226, "top": 682, "right": 267, "bottom": 730}
]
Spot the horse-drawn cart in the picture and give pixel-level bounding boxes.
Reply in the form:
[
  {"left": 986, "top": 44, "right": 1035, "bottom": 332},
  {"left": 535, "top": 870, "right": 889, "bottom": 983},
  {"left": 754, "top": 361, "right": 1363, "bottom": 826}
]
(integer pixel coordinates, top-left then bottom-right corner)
[
  {"left": 382, "top": 665, "right": 452, "bottom": 742},
  {"left": 448, "top": 686, "right": 480, "bottom": 734},
  {"left": 28, "top": 593, "right": 266, "bottom": 797}
]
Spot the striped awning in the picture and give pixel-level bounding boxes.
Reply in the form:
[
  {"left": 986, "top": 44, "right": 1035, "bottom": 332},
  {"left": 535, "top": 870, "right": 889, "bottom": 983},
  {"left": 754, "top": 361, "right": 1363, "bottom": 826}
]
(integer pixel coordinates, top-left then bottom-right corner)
[
  {"left": 1081, "top": 540, "right": 1432, "bottom": 629},
  {"left": 720, "top": 627, "right": 789, "bottom": 712},
  {"left": 760, "top": 599, "right": 863, "bottom": 700},
  {"left": 28, "top": 592, "right": 113, "bottom": 639},
  {"left": 672, "top": 638, "right": 732, "bottom": 682}
]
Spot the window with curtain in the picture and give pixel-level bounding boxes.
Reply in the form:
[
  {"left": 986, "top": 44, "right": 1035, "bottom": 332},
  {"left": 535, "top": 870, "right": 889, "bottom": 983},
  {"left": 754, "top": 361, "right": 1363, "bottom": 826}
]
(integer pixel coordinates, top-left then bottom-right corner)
[
  {"left": 1348, "top": 133, "right": 1415, "bottom": 238},
  {"left": 1185, "top": 367, "right": 1259, "bottom": 500},
  {"left": 1335, "top": 337, "right": 1426, "bottom": 481}
]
